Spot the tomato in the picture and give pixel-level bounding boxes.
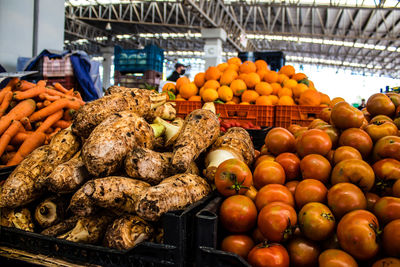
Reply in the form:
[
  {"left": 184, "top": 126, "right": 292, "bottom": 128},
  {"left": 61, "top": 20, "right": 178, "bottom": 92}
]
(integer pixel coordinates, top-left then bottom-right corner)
[
  {"left": 382, "top": 219, "right": 400, "bottom": 257},
  {"left": 287, "top": 237, "right": 320, "bottom": 267},
  {"left": 360, "top": 118, "right": 368, "bottom": 130},
  {"left": 318, "top": 249, "right": 358, "bottom": 267},
  {"left": 214, "top": 159, "right": 253, "bottom": 196},
  {"left": 254, "top": 154, "right": 275, "bottom": 168},
  {"left": 219, "top": 195, "right": 257, "bottom": 233},
  {"left": 254, "top": 149, "right": 260, "bottom": 158},
  {"left": 370, "top": 114, "right": 394, "bottom": 124},
  {"left": 327, "top": 183, "right": 367, "bottom": 218},
  {"left": 393, "top": 179, "right": 400, "bottom": 197},
  {"left": 255, "top": 184, "right": 294, "bottom": 210},
  {"left": 372, "top": 135, "right": 400, "bottom": 162},
  {"left": 326, "top": 150, "right": 335, "bottom": 165},
  {"left": 298, "top": 202, "right": 335, "bottom": 241},
  {"left": 365, "top": 192, "right": 380, "bottom": 211},
  {"left": 296, "top": 129, "right": 332, "bottom": 158},
  {"left": 253, "top": 161, "right": 286, "bottom": 189},
  {"left": 338, "top": 128, "right": 373, "bottom": 159},
  {"left": 295, "top": 179, "right": 328, "bottom": 208},
  {"left": 285, "top": 180, "right": 299, "bottom": 197},
  {"left": 394, "top": 117, "right": 400, "bottom": 130},
  {"left": 318, "top": 107, "right": 332, "bottom": 123},
  {"left": 337, "top": 210, "right": 379, "bottom": 260},
  {"left": 275, "top": 153, "right": 300, "bottom": 181},
  {"left": 386, "top": 92, "right": 400, "bottom": 108},
  {"left": 373, "top": 196, "right": 400, "bottom": 224},
  {"left": 365, "top": 121, "right": 398, "bottom": 142},
  {"left": 308, "top": 119, "right": 328, "bottom": 129},
  {"left": 300, "top": 154, "right": 331, "bottom": 183},
  {"left": 362, "top": 108, "right": 371, "bottom": 122},
  {"left": 293, "top": 127, "right": 308, "bottom": 138},
  {"left": 321, "top": 234, "right": 341, "bottom": 250},
  {"left": 315, "top": 124, "right": 340, "bottom": 148},
  {"left": 245, "top": 185, "right": 258, "bottom": 201},
  {"left": 264, "top": 127, "right": 295, "bottom": 155},
  {"left": 260, "top": 144, "right": 269, "bottom": 155},
  {"left": 257, "top": 202, "right": 297, "bottom": 242},
  {"left": 372, "top": 258, "right": 400, "bottom": 267},
  {"left": 372, "top": 158, "right": 400, "bottom": 195},
  {"left": 366, "top": 93, "right": 396, "bottom": 117},
  {"left": 331, "top": 159, "right": 375, "bottom": 192},
  {"left": 330, "top": 101, "right": 364, "bottom": 129},
  {"left": 332, "top": 146, "right": 362, "bottom": 165},
  {"left": 288, "top": 124, "right": 302, "bottom": 135},
  {"left": 252, "top": 228, "right": 267, "bottom": 244},
  {"left": 221, "top": 235, "right": 254, "bottom": 259},
  {"left": 247, "top": 243, "right": 289, "bottom": 267}
]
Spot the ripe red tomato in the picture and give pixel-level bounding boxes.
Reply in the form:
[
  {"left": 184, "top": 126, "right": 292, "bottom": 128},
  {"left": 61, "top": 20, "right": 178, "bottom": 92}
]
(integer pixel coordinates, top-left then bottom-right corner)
[
  {"left": 252, "top": 228, "right": 267, "bottom": 244},
  {"left": 275, "top": 152, "right": 300, "bottom": 181},
  {"left": 330, "top": 101, "right": 364, "bottom": 129},
  {"left": 264, "top": 127, "right": 295, "bottom": 155},
  {"left": 393, "top": 179, "right": 400, "bottom": 197},
  {"left": 318, "top": 249, "right": 358, "bottom": 267},
  {"left": 221, "top": 235, "right": 254, "bottom": 259},
  {"left": 214, "top": 159, "right": 253, "bottom": 196},
  {"left": 257, "top": 202, "right": 297, "bottom": 242},
  {"left": 298, "top": 202, "right": 335, "bottom": 241},
  {"left": 366, "top": 93, "right": 396, "bottom": 117},
  {"left": 332, "top": 146, "right": 362, "bottom": 165},
  {"left": 331, "top": 159, "right": 375, "bottom": 192},
  {"left": 365, "top": 121, "right": 398, "bottom": 142},
  {"left": 373, "top": 196, "right": 400, "bottom": 224},
  {"left": 315, "top": 124, "right": 340, "bottom": 148},
  {"left": 295, "top": 179, "right": 328, "bottom": 208},
  {"left": 372, "top": 158, "right": 400, "bottom": 195},
  {"left": 372, "top": 258, "right": 400, "bottom": 267},
  {"left": 300, "top": 154, "right": 331, "bottom": 183},
  {"left": 382, "top": 219, "right": 400, "bottom": 257},
  {"left": 253, "top": 161, "right": 286, "bottom": 189},
  {"left": 318, "top": 107, "right": 332, "bottom": 123},
  {"left": 254, "top": 154, "right": 275, "bottom": 168},
  {"left": 308, "top": 119, "right": 329, "bottom": 129},
  {"left": 337, "top": 210, "right": 379, "bottom": 260},
  {"left": 287, "top": 237, "right": 320, "bottom": 267},
  {"left": 372, "top": 135, "right": 400, "bottom": 162},
  {"left": 327, "top": 183, "right": 367, "bottom": 218},
  {"left": 296, "top": 129, "right": 332, "bottom": 158},
  {"left": 285, "top": 180, "right": 299, "bottom": 197},
  {"left": 255, "top": 184, "right": 294, "bottom": 211},
  {"left": 219, "top": 195, "right": 257, "bottom": 233},
  {"left": 365, "top": 192, "right": 380, "bottom": 211},
  {"left": 338, "top": 128, "right": 373, "bottom": 159},
  {"left": 247, "top": 243, "right": 289, "bottom": 267}
]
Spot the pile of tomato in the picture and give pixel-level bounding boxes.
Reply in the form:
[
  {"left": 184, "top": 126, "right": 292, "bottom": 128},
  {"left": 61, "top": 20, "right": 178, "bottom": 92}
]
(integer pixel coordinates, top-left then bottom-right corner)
[{"left": 213, "top": 93, "right": 400, "bottom": 267}]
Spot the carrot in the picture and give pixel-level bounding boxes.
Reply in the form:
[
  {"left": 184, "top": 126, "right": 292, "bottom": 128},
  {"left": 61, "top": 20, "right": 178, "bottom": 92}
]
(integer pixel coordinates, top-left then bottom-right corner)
[
  {"left": 20, "top": 117, "right": 32, "bottom": 131},
  {"left": 29, "top": 98, "right": 80, "bottom": 121},
  {"left": 15, "top": 80, "right": 36, "bottom": 91},
  {"left": 36, "top": 109, "right": 63, "bottom": 132},
  {"left": 45, "top": 88, "right": 85, "bottom": 105},
  {"left": 7, "top": 131, "right": 46, "bottom": 166},
  {"left": 0, "top": 120, "right": 22, "bottom": 157},
  {"left": 0, "top": 78, "right": 17, "bottom": 103},
  {"left": 43, "top": 100, "right": 51, "bottom": 107},
  {"left": 13, "top": 84, "right": 46, "bottom": 100},
  {"left": 0, "top": 91, "right": 13, "bottom": 117},
  {"left": 45, "top": 127, "right": 54, "bottom": 134},
  {"left": 0, "top": 99, "right": 36, "bottom": 135},
  {"left": 39, "top": 93, "right": 61, "bottom": 101},
  {"left": 63, "top": 109, "right": 76, "bottom": 121},
  {"left": 37, "top": 102, "right": 44, "bottom": 109},
  {"left": 72, "top": 91, "right": 84, "bottom": 102},
  {"left": 10, "top": 132, "right": 31, "bottom": 145},
  {"left": 1, "top": 151, "right": 16, "bottom": 164},
  {"left": 6, "top": 145, "right": 15, "bottom": 152},
  {"left": 48, "top": 127, "right": 61, "bottom": 139},
  {"left": 66, "top": 89, "right": 74, "bottom": 96},
  {"left": 53, "top": 82, "right": 70, "bottom": 94},
  {"left": 9, "top": 101, "right": 18, "bottom": 110},
  {"left": 52, "top": 120, "right": 72, "bottom": 129}
]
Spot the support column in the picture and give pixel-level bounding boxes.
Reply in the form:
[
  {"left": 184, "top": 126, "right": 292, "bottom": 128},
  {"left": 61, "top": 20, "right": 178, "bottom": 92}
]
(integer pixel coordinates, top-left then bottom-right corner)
[
  {"left": 201, "top": 28, "right": 227, "bottom": 69},
  {"left": 101, "top": 47, "right": 113, "bottom": 89}
]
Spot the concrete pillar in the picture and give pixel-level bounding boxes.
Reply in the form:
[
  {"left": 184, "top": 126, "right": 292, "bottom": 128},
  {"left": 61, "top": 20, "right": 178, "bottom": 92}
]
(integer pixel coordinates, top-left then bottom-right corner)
[
  {"left": 101, "top": 47, "right": 113, "bottom": 89},
  {"left": 201, "top": 28, "right": 227, "bottom": 69}
]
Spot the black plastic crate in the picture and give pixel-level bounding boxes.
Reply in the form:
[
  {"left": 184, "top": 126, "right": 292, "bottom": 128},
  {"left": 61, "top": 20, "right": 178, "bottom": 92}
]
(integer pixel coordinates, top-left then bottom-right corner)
[
  {"left": 238, "top": 51, "right": 286, "bottom": 72},
  {"left": 246, "top": 127, "right": 271, "bottom": 151}
]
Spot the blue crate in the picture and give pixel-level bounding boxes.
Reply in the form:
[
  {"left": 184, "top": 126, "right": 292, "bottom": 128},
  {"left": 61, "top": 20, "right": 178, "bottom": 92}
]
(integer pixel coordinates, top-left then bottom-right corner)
[{"left": 114, "top": 45, "right": 164, "bottom": 73}]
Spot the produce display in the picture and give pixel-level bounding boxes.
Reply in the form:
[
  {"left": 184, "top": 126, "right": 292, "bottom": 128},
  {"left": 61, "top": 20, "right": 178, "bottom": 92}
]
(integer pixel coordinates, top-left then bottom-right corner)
[
  {"left": 0, "top": 78, "right": 85, "bottom": 166},
  {"left": 212, "top": 92, "right": 400, "bottom": 266},
  {"left": 162, "top": 58, "right": 330, "bottom": 107}
]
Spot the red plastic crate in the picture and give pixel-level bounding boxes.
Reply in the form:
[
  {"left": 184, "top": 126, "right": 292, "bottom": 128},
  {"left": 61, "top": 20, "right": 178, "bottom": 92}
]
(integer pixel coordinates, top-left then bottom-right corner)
[
  {"left": 169, "top": 100, "right": 203, "bottom": 119},
  {"left": 44, "top": 76, "right": 79, "bottom": 90},
  {"left": 216, "top": 104, "right": 274, "bottom": 127},
  {"left": 275, "top": 105, "right": 324, "bottom": 128}
]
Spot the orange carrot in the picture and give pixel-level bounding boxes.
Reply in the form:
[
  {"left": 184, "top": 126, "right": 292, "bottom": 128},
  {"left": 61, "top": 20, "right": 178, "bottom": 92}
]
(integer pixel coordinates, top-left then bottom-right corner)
[
  {"left": 66, "top": 89, "right": 74, "bottom": 96},
  {"left": 7, "top": 131, "right": 46, "bottom": 166},
  {"left": 63, "top": 109, "right": 76, "bottom": 121},
  {"left": 15, "top": 80, "right": 36, "bottom": 91},
  {"left": 13, "top": 84, "right": 46, "bottom": 100},
  {"left": 10, "top": 132, "right": 31, "bottom": 145},
  {"left": 45, "top": 127, "right": 54, "bottom": 134},
  {"left": 0, "top": 78, "right": 16, "bottom": 103},
  {"left": 1, "top": 151, "right": 16, "bottom": 164},
  {"left": 53, "top": 82, "right": 70, "bottom": 94},
  {"left": 0, "top": 99, "right": 36, "bottom": 135},
  {"left": 43, "top": 100, "right": 51, "bottom": 107},
  {"left": 29, "top": 98, "right": 80, "bottom": 121},
  {"left": 6, "top": 145, "right": 15, "bottom": 152},
  {"left": 36, "top": 109, "right": 63, "bottom": 132},
  {"left": 45, "top": 88, "right": 85, "bottom": 105},
  {"left": 20, "top": 117, "right": 32, "bottom": 131},
  {"left": 37, "top": 102, "right": 44, "bottom": 109},
  {"left": 0, "top": 91, "right": 13, "bottom": 117},
  {"left": 0, "top": 121, "right": 22, "bottom": 157},
  {"left": 52, "top": 120, "right": 71, "bottom": 129},
  {"left": 39, "top": 93, "right": 61, "bottom": 101}
]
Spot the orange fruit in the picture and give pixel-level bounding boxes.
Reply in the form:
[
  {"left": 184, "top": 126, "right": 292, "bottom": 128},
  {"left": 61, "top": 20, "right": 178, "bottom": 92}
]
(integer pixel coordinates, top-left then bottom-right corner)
[
  {"left": 255, "top": 60, "right": 268, "bottom": 71},
  {"left": 228, "top": 57, "right": 242, "bottom": 66},
  {"left": 329, "top": 97, "right": 345, "bottom": 108},
  {"left": 293, "top": 83, "right": 309, "bottom": 98},
  {"left": 283, "top": 79, "right": 298, "bottom": 89},
  {"left": 238, "top": 73, "right": 248, "bottom": 81},
  {"left": 226, "top": 101, "right": 236, "bottom": 104},
  {"left": 217, "top": 62, "right": 229, "bottom": 72},
  {"left": 292, "top": 73, "right": 307, "bottom": 81},
  {"left": 256, "top": 95, "right": 273, "bottom": 105},
  {"left": 194, "top": 72, "right": 206, "bottom": 88},
  {"left": 320, "top": 93, "right": 331, "bottom": 105},
  {"left": 162, "top": 83, "right": 176, "bottom": 94},
  {"left": 278, "top": 87, "right": 293, "bottom": 98},
  {"left": 257, "top": 69, "right": 268, "bottom": 80},
  {"left": 226, "top": 64, "right": 240, "bottom": 72},
  {"left": 176, "top": 76, "right": 190, "bottom": 91},
  {"left": 299, "top": 89, "right": 321, "bottom": 106},
  {"left": 188, "top": 95, "right": 201, "bottom": 101},
  {"left": 232, "top": 96, "right": 241, "bottom": 104},
  {"left": 270, "top": 82, "right": 282, "bottom": 95},
  {"left": 309, "top": 80, "right": 315, "bottom": 88},
  {"left": 244, "top": 73, "right": 261, "bottom": 88},
  {"left": 268, "top": 95, "right": 279, "bottom": 105},
  {"left": 240, "top": 61, "right": 257, "bottom": 74},
  {"left": 218, "top": 85, "right": 234, "bottom": 102},
  {"left": 241, "top": 90, "right": 259, "bottom": 104},
  {"left": 277, "top": 74, "right": 289, "bottom": 84},
  {"left": 240, "top": 102, "right": 250, "bottom": 105},
  {"left": 203, "top": 80, "right": 220, "bottom": 90},
  {"left": 264, "top": 70, "right": 279, "bottom": 83},
  {"left": 199, "top": 87, "right": 205, "bottom": 97},
  {"left": 220, "top": 69, "right": 238, "bottom": 85},
  {"left": 180, "top": 83, "right": 198, "bottom": 99},
  {"left": 230, "top": 79, "right": 247, "bottom": 96},
  {"left": 205, "top": 66, "right": 221, "bottom": 80},
  {"left": 202, "top": 89, "right": 219, "bottom": 102},
  {"left": 278, "top": 96, "right": 295, "bottom": 105},
  {"left": 255, "top": 82, "right": 273, "bottom": 96},
  {"left": 279, "top": 65, "right": 296, "bottom": 77}
]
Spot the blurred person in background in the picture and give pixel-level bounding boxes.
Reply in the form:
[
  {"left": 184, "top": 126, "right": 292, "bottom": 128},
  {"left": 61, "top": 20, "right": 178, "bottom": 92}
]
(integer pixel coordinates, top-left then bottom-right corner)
[
  {"left": 358, "top": 98, "right": 366, "bottom": 110},
  {"left": 167, "top": 63, "right": 186, "bottom": 82}
]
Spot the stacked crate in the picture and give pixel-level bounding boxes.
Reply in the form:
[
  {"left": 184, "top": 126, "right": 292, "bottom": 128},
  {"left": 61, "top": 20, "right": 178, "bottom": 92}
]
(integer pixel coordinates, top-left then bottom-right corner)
[{"left": 42, "top": 56, "right": 79, "bottom": 90}]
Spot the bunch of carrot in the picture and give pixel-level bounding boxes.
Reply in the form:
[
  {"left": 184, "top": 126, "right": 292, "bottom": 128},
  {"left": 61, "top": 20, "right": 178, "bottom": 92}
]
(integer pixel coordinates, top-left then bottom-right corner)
[{"left": 0, "top": 78, "right": 85, "bottom": 166}]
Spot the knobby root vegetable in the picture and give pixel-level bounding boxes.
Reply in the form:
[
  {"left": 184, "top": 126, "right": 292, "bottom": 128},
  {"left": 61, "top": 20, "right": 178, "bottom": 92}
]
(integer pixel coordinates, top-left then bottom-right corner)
[
  {"left": 154, "top": 117, "right": 184, "bottom": 147},
  {"left": 135, "top": 173, "right": 211, "bottom": 221},
  {"left": 152, "top": 102, "right": 176, "bottom": 120},
  {"left": 34, "top": 196, "right": 67, "bottom": 228},
  {"left": 104, "top": 215, "right": 154, "bottom": 250},
  {"left": 41, "top": 216, "right": 80, "bottom": 236},
  {"left": 0, "top": 207, "right": 34, "bottom": 232}
]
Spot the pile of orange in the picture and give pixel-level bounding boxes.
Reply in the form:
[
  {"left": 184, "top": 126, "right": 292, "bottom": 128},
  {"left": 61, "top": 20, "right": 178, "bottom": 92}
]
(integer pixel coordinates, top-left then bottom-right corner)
[{"left": 162, "top": 58, "right": 330, "bottom": 107}]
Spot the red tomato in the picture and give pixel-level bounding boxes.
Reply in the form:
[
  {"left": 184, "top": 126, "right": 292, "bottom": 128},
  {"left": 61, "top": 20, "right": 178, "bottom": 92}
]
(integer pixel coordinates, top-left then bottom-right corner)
[
  {"left": 337, "top": 210, "right": 379, "bottom": 260},
  {"left": 247, "top": 243, "right": 289, "bottom": 267},
  {"left": 332, "top": 146, "right": 362, "bottom": 165},
  {"left": 219, "top": 195, "right": 257, "bottom": 233},
  {"left": 298, "top": 202, "right": 335, "bottom": 241},
  {"left": 331, "top": 159, "right": 375, "bottom": 192},
  {"left": 287, "top": 237, "right": 320, "bottom": 267},
  {"left": 300, "top": 154, "right": 331, "bottom": 183},
  {"left": 373, "top": 196, "right": 400, "bottom": 224},
  {"left": 221, "top": 235, "right": 254, "bottom": 259},
  {"left": 382, "top": 219, "right": 400, "bottom": 257},
  {"left": 275, "top": 152, "right": 301, "bottom": 181},
  {"left": 372, "top": 158, "right": 400, "bottom": 195},
  {"left": 338, "top": 128, "right": 373, "bottom": 159},
  {"left": 255, "top": 184, "right": 294, "bottom": 210},
  {"left": 264, "top": 127, "right": 296, "bottom": 156},
  {"left": 295, "top": 179, "right": 328, "bottom": 208},
  {"left": 372, "top": 258, "right": 400, "bottom": 267},
  {"left": 253, "top": 161, "right": 286, "bottom": 189},
  {"left": 214, "top": 159, "right": 253, "bottom": 196},
  {"left": 296, "top": 129, "right": 332, "bottom": 158},
  {"left": 254, "top": 154, "right": 275, "bottom": 168},
  {"left": 365, "top": 192, "right": 380, "bottom": 211},
  {"left": 393, "top": 179, "right": 400, "bottom": 197},
  {"left": 372, "top": 135, "right": 400, "bottom": 162},
  {"left": 318, "top": 249, "right": 358, "bottom": 267},
  {"left": 252, "top": 228, "right": 267, "bottom": 244},
  {"left": 327, "top": 183, "right": 367, "bottom": 218},
  {"left": 285, "top": 180, "right": 299, "bottom": 197},
  {"left": 257, "top": 202, "right": 297, "bottom": 242}
]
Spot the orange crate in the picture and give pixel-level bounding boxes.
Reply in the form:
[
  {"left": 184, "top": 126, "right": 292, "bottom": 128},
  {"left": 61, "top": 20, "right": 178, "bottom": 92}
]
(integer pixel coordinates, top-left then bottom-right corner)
[
  {"left": 169, "top": 100, "right": 203, "bottom": 119},
  {"left": 216, "top": 104, "right": 274, "bottom": 127},
  {"left": 275, "top": 105, "right": 324, "bottom": 128}
]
